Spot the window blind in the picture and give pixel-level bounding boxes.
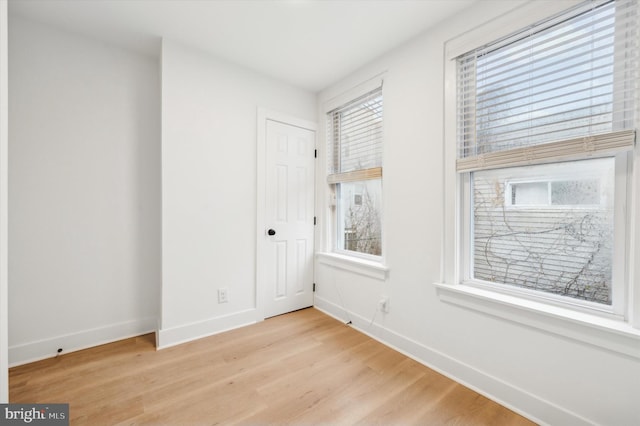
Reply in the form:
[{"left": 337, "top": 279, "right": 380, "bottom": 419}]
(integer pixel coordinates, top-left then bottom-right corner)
[
  {"left": 327, "top": 87, "right": 383, "bottom": 183},
  {"left": 456, "top": 0, "right": 638, "bottom": 173}
]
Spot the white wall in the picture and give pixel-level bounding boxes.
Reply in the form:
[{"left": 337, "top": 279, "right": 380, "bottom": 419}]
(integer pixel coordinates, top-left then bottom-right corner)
[
  {"left": 314, "top": 1, "right": 640, "bottom": 425},
  {"left": 8, "top": 17, "right": 161, "bottom": 365},
  {"left": 0, "top": 0, "right": 9, "bottom": 402},
  {"left": 158, "top": 39, "right": 315, "bottom": 347}
]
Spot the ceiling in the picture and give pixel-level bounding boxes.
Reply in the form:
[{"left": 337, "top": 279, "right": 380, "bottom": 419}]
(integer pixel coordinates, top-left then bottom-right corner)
[{"left": 9, "top": 0, "right": 476, "bottom": 92}]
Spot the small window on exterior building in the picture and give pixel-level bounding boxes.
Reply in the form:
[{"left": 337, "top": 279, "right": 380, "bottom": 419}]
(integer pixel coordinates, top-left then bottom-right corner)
[
  {"left": 506, "top": 177, "right": 603, "bottom": 207},
  {"left": 551, "top": 180, "right": 600, "bottom": 206}
]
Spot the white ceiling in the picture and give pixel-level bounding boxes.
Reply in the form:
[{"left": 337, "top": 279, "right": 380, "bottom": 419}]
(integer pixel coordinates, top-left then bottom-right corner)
[{"left": 9, "top": 0, "right": 476, "bottom": 92}]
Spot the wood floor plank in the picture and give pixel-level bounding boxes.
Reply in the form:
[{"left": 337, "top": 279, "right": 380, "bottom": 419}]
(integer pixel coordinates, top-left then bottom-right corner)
[
  {"left": 288, "top": 356, "right": 427, "bottom": 425},
  {"left": 9, "top": 308, "right": 535, "bottom": 425}
]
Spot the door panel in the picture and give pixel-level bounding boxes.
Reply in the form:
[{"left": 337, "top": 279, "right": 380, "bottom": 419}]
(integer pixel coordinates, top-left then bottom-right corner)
[{"left": 264, "top": 120, "right": 315, "bottom": 318}]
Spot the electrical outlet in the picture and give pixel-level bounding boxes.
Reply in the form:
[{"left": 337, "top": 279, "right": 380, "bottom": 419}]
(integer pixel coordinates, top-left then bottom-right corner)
[
  {"left": 218, "top": 288, "right": 229, "bottom": 304},
  {"left": 378, "top": 296, "right": 389, "bottom": 313}
]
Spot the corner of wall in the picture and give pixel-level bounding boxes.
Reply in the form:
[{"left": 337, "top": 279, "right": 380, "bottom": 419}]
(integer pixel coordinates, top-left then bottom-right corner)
[
  {"left": 156, "top": 309, "right": 257, "bottom": 349},
  {"left": 8, "top": 318, "right": 157, "bottom": 367},
  {"left": 0, "top": 0, "right": 9, "bottom": 403}
]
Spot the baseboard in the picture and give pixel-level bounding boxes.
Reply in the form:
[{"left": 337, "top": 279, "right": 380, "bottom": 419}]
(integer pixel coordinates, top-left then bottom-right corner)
[
  {"left": 9, "top": 317, "right": 157, "bottom": 367},
  {"left": 314, "top": 296, "right": 593, "bottom": 426},
  {"left": 156, "top": 308, "right": 257, "bottom": 350}
]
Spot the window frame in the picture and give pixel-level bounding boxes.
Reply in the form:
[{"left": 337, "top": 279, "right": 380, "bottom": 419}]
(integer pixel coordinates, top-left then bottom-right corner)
[
  {"left": 326, "top": 84, "right": 384, "bottom": 262},
  {"left": 462, "top": 155, "right": 628, "bottom": 318},
  {"left": 457, "top": 0, "right": 634, "bottom": 318},
  {"left": 439, "top": 0, "right": 640, "bottom": 357}
]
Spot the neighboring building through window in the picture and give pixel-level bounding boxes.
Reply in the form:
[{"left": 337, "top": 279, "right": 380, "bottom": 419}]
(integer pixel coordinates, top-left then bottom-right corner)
[
  {"left": 473, "top": 158, "right": 615, "bottom": 304},
  {"left": 456, "top": 0, "right": 638, "bottom": 314},
  {"left": 327, "top": 87, "right": 383, "bottom": 257}
]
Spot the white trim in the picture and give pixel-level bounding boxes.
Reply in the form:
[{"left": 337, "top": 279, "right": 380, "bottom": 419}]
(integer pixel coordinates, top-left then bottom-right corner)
[
  {"left": 323, "top": 72, "right": 386, "bottom": 113},
  {"left": 9, "top": 317, "right": 157, "bottom": 367},
  {"left": 445, "top": 0, "right": 583, "bottom": 60},
  {"left": 257, "top": 108, "right": 318, "bottom": 133},
  {"left": 316, "top": 252, "right": 387, "bottom": 280},
  {"left": 256, "top": 108, "right": 268, "bottom": 323},
  {"left": 631, "top": 141, "right": 640, "bottom": 328},
  {"left": 255, "top": 108, "right": 317, "bottom": 323},
  {"left": 0, "top": 0, "right": 8, "bottom": 402},
  {"left": 156, "top": 309, "right": 256, "bottom": 350},
  {"left": 442, "top": 48, "right": 459, "bottom": 286},
  {"left": 313, "top": 297, "right": 590, "bottom": 426},
  {"left": 612, "top": 153, "right": 629, "bottom": 317},
  {"left": 435, "top": 283, "right": 640, "bottom": 360}
]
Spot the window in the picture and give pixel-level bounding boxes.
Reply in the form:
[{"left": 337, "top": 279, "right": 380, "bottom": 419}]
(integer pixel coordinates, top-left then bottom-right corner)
[
  {"left": 504, "top": 164, "right": 606, "bottom": 208},
  {"left": 327, "top": 87, "right": 383, "bottom": 257},
  {"left": 456, "top": 0, "right": 638, "bottom": 315},
  {"left": 473, "top": 158, "right": 615, "bottom": 305}
]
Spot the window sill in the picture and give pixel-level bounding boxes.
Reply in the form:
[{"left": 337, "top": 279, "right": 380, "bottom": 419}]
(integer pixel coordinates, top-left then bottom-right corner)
[
  {"left": 435, "top": 282, "right": 640, "bottom": 360},
  {"left": 316, "top": 252, "right": 388, "bottom": 280}
]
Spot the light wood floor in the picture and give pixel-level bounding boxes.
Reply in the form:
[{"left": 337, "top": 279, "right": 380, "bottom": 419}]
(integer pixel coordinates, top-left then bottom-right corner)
[{"left": 10, "top": 308, "right": 534, "bottom": 425}]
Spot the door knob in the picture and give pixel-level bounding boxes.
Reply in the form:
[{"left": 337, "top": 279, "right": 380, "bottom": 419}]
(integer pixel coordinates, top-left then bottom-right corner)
[{"left": 268, "top": 229, "right": 276, "bottom": 236}]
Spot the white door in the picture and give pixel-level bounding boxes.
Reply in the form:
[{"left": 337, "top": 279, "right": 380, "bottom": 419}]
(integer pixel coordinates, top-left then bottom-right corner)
[{"left": 263, "top": 119, "right": 315, "bottom": 318}]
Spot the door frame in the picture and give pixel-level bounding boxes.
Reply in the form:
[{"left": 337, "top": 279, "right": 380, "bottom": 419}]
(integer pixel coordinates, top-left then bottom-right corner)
[{"left": 256, "top": 108, "right": 317, "bottom": 322}]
